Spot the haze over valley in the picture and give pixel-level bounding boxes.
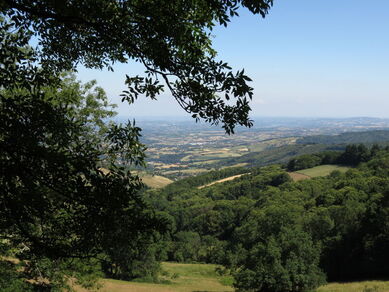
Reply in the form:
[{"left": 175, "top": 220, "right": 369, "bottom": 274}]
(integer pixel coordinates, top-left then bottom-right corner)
[
  {"left": 128, "top": 117, "right": 389, "bottom": 183},
  {"left": 3, "top": 1, "right": 389, "bottom": 291}
]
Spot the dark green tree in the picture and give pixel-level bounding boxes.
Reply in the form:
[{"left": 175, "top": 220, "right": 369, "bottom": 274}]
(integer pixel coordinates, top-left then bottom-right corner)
[
  {"left": 1, "top": 0, "right": 273, "bottom": 133},
  {"left": 1, "top": 1, "right": 276, "bottom": 289},
  {"left": 0, "top": 21, "right": 167, "bottom": 290},
  {"left": 231, "top": 200, "right": 325, "bottom": 292}
]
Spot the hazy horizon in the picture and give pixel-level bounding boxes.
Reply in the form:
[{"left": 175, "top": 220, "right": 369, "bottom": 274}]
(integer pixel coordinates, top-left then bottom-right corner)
[
  {"left": 113, "top": 115, "right": 389, "bottom": 124},
  {"left": 78, "top": 0, "right": 389, "bottom": 119}
]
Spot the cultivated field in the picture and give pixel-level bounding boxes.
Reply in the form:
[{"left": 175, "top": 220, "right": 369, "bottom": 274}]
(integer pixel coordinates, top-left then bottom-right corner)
[
  {"left": 141, "top": 174, "right": 173, "bottom": 189},
  {"left": 145, "top": 135, "right": 298, "bottom": 178},
  {"left": 128, "top": 171, "right": 173, "bottom": 189},
  {"left": 180, "top": 148, "right": 243, "bottom": 163}
]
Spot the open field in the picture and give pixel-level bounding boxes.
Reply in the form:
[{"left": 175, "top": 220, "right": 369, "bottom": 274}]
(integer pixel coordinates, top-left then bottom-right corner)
[
  {"left": 75, "top": 262, "right": 233, "bottom": 292},
  {"left": 141, "top": 175, "right": 173, "bottom": 188},
  {"left": 221, "top": 162, "right": 249, "bottom": 169},
  {"left": 198, "top": 173, "right": 249, "bottom": 189},
  {"left": 179, "top": 138, "right": 296, "bottom": 164},
  {"left": 247, "top": 137, "right": 296, "bottom": 152},
  {"left": 128, "top": 171, "right": 173, "bottom": 188},
  {"left": 192, "top": 160, "right": 219, "bottom": 166},
  {"left": 163, "top": 168, "right": 209, "bottom": 176},
  {"left": 288, "top": 172, "right": 311, "bottom": 181},
  {"left": 145, "top": 136, "right": 299, "bottom": 177},
  {"left": 317, "top": 281, "right": 389, "bottom": 292},
  {"left": 74, "top": 262, "right": 389, "bottom": 292},
  {"left": 296, "top": 164, "right": 350, "bottom": 177},
  {"left": 180, "top": 149, "right": 242, "bottom": 163},
  {"left": 289, "top": 165, "right": 350, "bottom": 181}
]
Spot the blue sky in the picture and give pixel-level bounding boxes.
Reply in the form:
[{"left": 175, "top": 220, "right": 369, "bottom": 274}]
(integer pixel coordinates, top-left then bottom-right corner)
[{"left": 77, "top": 0, "right": 389, "bottom": 119}]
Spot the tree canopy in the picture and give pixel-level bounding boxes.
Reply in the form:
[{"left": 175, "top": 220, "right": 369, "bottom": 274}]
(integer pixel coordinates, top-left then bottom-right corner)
[
  {"left": 148, "top": 146, "right": 389, "bottom": 291},
  {"left": 0, "top": 1, "right": 278, "bottom": 290},
  {"left": 0, "top": 20, "right": 169, "bottom": 289},
  {"left": 1, "top": 0, "right": 273, "bottom": 133}
]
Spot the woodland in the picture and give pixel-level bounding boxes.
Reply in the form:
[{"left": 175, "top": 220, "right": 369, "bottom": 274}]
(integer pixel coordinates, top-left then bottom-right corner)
[{"left": 1, "top": 1, "right": 388, "bottom": 292}]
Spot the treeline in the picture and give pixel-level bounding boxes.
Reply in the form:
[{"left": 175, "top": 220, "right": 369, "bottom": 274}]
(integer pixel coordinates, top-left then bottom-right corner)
[
  {"left": 215, "top": 130, "right": 389, "bottom": 169},
  {"left": 296, "top": 130, "right": 389, "bottom": 145},
  {"left": 157, "top": 166, "right": 251, "bottom": 196},
  {"left": 146, "top": 145, "right": 389, "bottom": 292},
  {"left": 287, "top": 144, "right": 382, "bottom": 171},
  {"left": 215, "top": 144, "right": 343, "bottom": 168}
]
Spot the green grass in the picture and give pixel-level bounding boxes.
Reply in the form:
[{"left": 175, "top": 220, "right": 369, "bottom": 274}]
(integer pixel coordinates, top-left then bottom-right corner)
[
  {"left": 75, "top": 262, "right": 233, "bottom": 292},
  {"left": 180, "top": 149, "right": 242, "bottom": 163},
  {"left": 74, "top": 262, "right": 389, "bottom": 292},
  {"left": 316, "top": 281, "right": 389, "bottom": 292},
  {"left": 162, "top": 262, "right": 222, "bottom": 279},
  {"left": 297, "top": 164, "right": 350, "bottom": 178},
  {"left": 140, "top": 175, "right": 173, "bottom": 188},
  {"left": 129, "top": 171, "right": 173, "bottom": 188}
]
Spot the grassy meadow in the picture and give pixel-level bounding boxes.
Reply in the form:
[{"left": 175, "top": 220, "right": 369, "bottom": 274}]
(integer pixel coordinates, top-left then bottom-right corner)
[
  {"left": 180, "top": 148, "right": 243, "bottom": 163},
  {"left": 100, "top": 169, "right": 173, "bottom": 189},
  {"left": 74, "top": 262, "right": 389, "bottom": 292},
  {"left": 289, "top": 171, "right": 311, "bottom": 181},
  {"left": 140, "top": 174, "right": 173, "bottom": 188},
  {"left": 287, "top": 164, "right": 352, "bottom": 182},
  {"left": 75, "top": 262, "right": 233, "bottom": 292},
  {"left": 296, "top": 164, "right": 350, "bottom": 177},
  {"left": 317, "top": 281, "right": 389, "bottom": 292}
]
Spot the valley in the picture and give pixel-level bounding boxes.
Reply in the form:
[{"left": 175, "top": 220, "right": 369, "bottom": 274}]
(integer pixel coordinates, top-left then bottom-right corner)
[{"left": 132, "top": 117, "right": 389, "bottom": 184}]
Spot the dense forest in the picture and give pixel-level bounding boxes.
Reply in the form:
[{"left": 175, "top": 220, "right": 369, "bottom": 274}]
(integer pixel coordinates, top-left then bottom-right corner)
[
  {"left": 213, "top": 144, "right": 344, "bottom": 168},
  {"left": 214, "top": 131, "right": 389, "bottom": 169},
  {"left": 297, "top": 130, "right": 389, "bottom": 145},
  {"left": 2, "top": 1, "right": 389, "bottom": 292},
  {"left": 0, "top": 0, "right": 275, "bottom": 290},
  {"left": 142, "top": 144, "right": 389, "bottom": 291}
]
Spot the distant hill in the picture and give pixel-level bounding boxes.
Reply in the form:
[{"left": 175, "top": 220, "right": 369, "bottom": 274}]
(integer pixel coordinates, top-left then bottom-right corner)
[
  {"left": 148, "top": 146, "right": 389, "bottom": 288},
  {"left": 214, "top": 144, "right": 344, "bottom": 168},
  {"left": 296, "top": 130, "right": 389, "bottom": 145},
  {"left": 223, "top": 130, "right": 389, "bottom": 169}
]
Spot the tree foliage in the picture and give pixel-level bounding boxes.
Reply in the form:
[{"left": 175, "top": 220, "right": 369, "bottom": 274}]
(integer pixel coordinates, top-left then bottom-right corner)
[
  {"left": 148, "top": 146, "right": 389, "bottom": 291},
  {"left": 1, "top": 1, "right": 278, "bottom": 289},
  {"left": 1, "top": 0, "right": 273, "bottom": 133},
  {"left": 0, "top": 19, "right": 167, "bottom": 290},
  {"left": 287, "top": 144, "right": 379, "bottom": 171}
]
